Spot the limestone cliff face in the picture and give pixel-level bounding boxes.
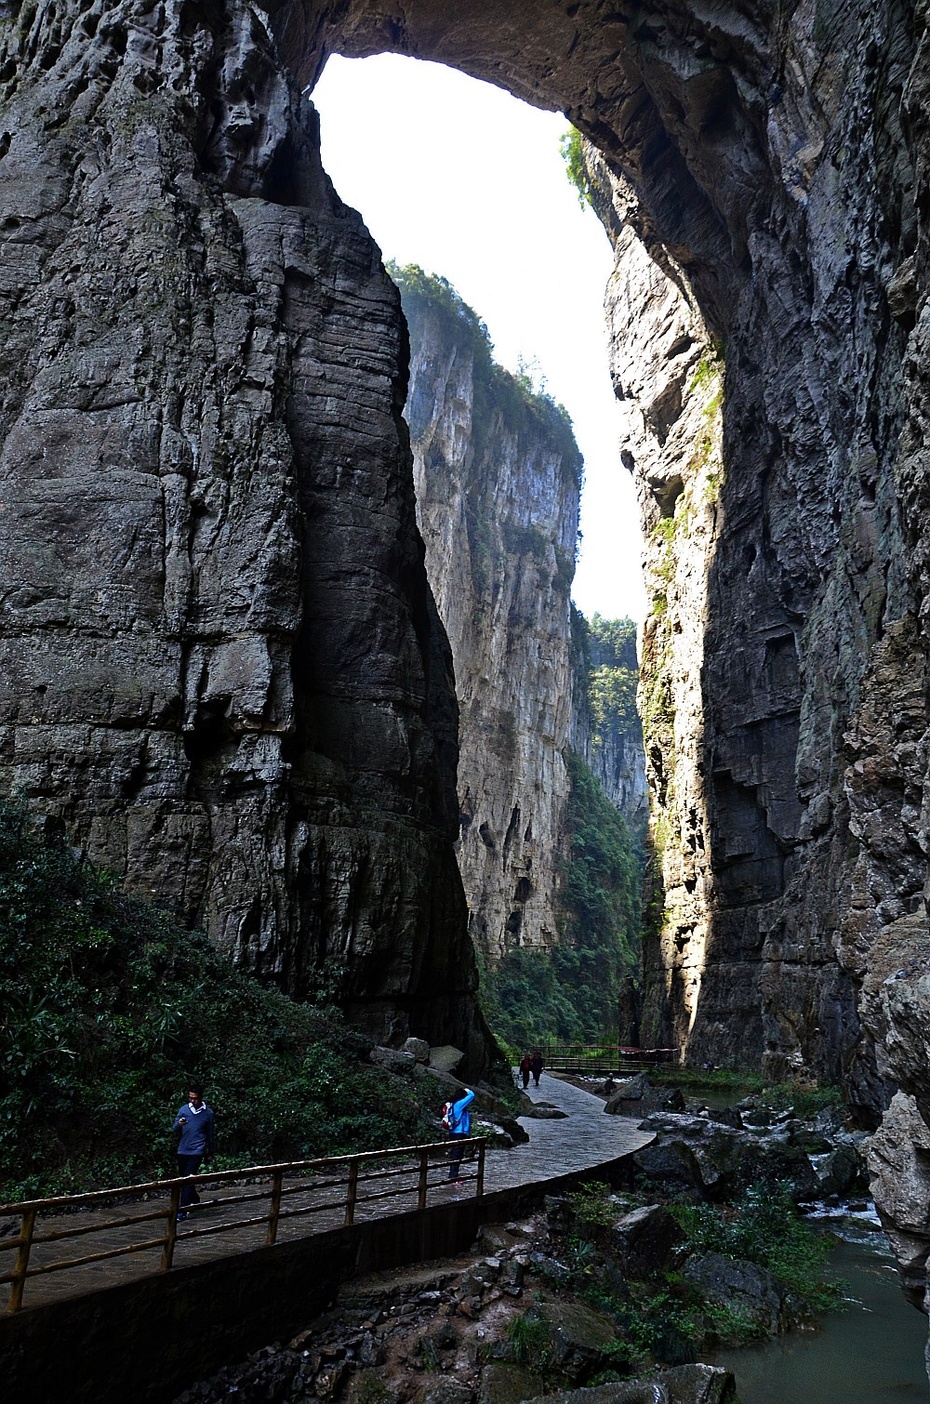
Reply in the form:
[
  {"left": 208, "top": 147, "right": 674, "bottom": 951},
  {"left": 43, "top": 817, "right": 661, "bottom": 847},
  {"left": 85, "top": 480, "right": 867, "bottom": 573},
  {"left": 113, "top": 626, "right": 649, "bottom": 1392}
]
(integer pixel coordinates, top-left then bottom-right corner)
[
  {"left": 10, "top": 0, "right": 930, "bottom": 1316},
  {"left": 397, "top": 270, "right": 582, "bottom": 960},
  {"left": 572, "top": 613, "right": 648, "bottom": 837},
  {"left": 0, "top": 0, "right": 489, "bottom": 1063}
]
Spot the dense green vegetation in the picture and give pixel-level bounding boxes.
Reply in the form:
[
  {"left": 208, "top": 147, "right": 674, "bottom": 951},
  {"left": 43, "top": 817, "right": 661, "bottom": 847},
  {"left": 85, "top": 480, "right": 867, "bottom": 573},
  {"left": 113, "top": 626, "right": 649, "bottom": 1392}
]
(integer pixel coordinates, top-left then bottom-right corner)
[
  {"left": 482, "top": 749, "right": 641, "bottom": 1051},
  {"left": 651, "top": 1066, "right": 843, "bottom": 1119},
  {"left": 556, "top": 1180, "right": 841, "bottom": 1368},
  {"left": 671, "top": 1182, "right": 840, "bottom": 1317},
  {"left": 478, "top": 611, "right": 646, "bottom": 1052},
  {"left": 0, "top": 804, "right": 438, "bottom": 1199},
  {"left": 559, "top": 126, "right": 593, "bottom": 209},
  {"left": 584, "top": 615, "right": 642, "bottom": 789},
  {"left": 389, "top": 262, "right": 583, "bottom": 493}
]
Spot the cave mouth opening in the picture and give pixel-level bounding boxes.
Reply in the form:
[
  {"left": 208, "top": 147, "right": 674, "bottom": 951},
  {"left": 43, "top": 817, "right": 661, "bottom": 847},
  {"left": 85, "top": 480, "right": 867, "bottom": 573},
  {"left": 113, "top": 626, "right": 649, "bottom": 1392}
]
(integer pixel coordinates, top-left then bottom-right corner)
[{"left": 310, "top": 50, "right": 648, "bottom": 631}]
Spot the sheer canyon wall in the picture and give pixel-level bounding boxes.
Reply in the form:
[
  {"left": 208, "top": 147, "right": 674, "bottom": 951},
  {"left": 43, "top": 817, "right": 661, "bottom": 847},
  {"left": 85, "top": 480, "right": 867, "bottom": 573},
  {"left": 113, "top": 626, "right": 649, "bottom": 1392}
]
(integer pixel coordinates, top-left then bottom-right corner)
[
  {"left": 0, "top": 0, "right": 494, "bottom": 1063},
  {"left": 5, "top": 0, "right": 930, "bottom": 1226},
  {"left": 398, "top": 270, "right": 582, "bottom": 962},
  {"left": 398, "top": 269, "right": 644, "bottom": 964}
]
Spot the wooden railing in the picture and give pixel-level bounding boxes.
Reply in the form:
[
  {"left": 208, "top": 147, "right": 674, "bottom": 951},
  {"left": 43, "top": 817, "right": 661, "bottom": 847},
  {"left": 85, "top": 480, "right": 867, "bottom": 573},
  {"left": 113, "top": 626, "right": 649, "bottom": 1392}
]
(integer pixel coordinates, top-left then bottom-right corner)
[
  {"left": 0, "top": 1136, "right": 485, "bottom": 1314},
  {"left": 539, "top": 1043, "right": 679, "bottom": 1074}
]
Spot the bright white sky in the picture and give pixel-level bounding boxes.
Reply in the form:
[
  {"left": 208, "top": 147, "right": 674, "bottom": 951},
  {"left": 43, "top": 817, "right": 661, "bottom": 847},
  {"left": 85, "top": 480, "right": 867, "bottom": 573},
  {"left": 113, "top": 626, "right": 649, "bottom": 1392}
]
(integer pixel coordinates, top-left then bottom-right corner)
[{"left": 312, "top": 53, "right": 647, "bottom": 624}]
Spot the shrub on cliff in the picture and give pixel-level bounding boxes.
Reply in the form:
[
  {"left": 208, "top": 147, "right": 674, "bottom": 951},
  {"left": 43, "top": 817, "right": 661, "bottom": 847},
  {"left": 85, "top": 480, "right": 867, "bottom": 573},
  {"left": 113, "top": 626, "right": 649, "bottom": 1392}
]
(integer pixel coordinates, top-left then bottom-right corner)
[{"left": 0, "top": 804, "right": 437, "bottom": 1199}]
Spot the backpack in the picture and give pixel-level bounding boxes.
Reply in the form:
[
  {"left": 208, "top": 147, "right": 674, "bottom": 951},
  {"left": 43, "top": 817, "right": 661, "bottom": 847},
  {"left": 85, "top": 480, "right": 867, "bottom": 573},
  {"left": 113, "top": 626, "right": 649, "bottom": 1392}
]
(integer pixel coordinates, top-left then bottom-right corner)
[{"left": 441, "top": 1100, "right": 460, "bottom": 1133}]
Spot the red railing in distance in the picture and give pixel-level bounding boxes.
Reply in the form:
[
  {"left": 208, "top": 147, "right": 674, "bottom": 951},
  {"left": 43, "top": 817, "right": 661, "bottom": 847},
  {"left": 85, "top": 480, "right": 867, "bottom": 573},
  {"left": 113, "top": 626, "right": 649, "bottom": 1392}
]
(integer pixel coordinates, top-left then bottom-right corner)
[{"left": 537, "top": 1044, "right": 679, "bottom": 1074}]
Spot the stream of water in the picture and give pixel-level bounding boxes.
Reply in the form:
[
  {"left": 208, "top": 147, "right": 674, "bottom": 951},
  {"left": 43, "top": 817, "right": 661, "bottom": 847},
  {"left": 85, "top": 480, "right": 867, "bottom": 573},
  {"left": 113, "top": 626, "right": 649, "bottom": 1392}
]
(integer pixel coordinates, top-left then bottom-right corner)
[{"left": 712, "top": 1205, "right": 929, "bottom": 1402}]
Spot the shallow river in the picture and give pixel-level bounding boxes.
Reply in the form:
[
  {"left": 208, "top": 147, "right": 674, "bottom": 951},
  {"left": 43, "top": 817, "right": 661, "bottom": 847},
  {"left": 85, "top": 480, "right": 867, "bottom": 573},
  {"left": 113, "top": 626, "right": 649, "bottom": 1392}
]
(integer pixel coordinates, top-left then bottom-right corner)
[{"left": 712, "top": 1207, "right": 929, "bottom": 1402}]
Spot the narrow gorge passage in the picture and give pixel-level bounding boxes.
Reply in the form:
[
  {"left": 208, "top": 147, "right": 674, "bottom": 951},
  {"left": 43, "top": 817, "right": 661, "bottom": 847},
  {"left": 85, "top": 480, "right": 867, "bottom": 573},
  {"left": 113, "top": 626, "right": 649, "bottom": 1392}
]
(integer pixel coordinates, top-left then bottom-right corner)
[{"left": 5, "top": 0, "right": 930, "bottom": 1380}]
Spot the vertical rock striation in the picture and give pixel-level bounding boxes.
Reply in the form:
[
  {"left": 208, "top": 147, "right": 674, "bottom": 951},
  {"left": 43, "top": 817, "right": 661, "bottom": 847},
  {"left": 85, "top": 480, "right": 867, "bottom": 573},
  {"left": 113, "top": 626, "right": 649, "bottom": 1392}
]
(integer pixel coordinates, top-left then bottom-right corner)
[
  {"left": 0, "top": 0, "right": 488, "bottom": 1063},
  {"left": 397, "top": 267, "right": 583, "bottom": 961}
]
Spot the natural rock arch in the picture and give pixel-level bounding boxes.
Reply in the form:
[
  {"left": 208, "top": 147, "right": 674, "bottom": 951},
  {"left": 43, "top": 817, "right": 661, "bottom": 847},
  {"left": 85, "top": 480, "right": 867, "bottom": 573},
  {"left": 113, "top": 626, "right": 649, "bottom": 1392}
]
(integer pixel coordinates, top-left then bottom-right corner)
[
  {"left": 1, "top": 0, "right": 928, "bottom": 1118},
  {"left": 292, "top": 0, "right": 927, "bottom": 1121}
]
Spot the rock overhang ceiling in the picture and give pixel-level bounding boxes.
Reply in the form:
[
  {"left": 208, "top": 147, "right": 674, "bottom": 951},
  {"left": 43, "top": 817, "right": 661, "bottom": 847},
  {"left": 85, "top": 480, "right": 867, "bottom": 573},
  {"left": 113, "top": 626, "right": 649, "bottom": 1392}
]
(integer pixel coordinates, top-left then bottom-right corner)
[{"left": 272, "top": 0, "right": 779, "bottom": 334}]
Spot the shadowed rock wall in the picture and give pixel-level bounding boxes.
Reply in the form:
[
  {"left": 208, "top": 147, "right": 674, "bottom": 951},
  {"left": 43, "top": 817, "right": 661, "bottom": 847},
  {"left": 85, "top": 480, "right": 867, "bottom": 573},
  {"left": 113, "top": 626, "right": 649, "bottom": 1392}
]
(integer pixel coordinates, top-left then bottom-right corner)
[
  {"left": 6, "top": 0, "right": 930, "bottom": 1228},
  {"left": 0, "top": 0, "right": 489, "bottom": 1062}
]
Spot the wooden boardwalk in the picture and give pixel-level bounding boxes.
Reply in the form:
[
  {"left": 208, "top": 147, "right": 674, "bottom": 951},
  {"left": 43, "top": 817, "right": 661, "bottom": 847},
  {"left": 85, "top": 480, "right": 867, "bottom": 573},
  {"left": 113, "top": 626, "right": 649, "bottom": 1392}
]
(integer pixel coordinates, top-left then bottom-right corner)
[{"left": 0, "top": 1073, "right": 652, "bottom": 1314}]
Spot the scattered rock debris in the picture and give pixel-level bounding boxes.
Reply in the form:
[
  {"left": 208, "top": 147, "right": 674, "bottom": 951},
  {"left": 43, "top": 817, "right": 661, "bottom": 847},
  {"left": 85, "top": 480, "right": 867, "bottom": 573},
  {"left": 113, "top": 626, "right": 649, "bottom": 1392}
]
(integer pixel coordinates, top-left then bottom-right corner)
[{"left": 172, "top": 1213, "right": 733, "bottom": 1404}]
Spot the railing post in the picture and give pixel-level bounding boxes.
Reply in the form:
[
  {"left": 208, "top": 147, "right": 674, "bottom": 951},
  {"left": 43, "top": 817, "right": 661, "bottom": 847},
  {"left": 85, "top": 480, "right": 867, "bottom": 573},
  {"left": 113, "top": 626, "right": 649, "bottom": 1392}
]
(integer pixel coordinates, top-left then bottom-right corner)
[
  {"left": 417, "top": 1146, "right": 429, "bottom": 1212},
  {"left": 476, "top": 1139, "right": 485, "bottom": 1198},
  {"left": 8, "top": 1207, "right": 37, "bottom": 1312},
  {"left": 160, "top": 1182, "right": 182, "bottom": 1272},
  {"left": 267, "top": 1167, "right": 284, "bottom": 1245},
  {"left": 344, "top": 1159, "right": 359, "bottom": 1226}
]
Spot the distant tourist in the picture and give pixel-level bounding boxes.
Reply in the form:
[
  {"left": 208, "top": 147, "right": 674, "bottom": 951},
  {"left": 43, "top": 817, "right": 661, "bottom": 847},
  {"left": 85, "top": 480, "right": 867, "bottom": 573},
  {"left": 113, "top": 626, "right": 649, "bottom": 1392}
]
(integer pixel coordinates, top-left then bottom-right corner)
[
  {"left": 172, "top": 1082, "right": 216, "bottom": 1220},
  {"left": 530, "top": 1050, "right": 543, "bottom": 1087},
  {"left": 519, "top": 1053, "right": 532, "bottom": 1088},
  {"left": 445, "top": 1087, "right": 475, "bottom": 1182}
]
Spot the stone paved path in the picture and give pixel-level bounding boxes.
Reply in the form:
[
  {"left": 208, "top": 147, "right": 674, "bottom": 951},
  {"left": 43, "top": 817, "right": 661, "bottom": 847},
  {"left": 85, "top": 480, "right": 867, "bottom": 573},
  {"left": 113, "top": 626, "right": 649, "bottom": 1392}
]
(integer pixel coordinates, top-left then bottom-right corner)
[
  {"left": 1, "top": 1074, "right": 652, "bottom": 1313},
  {"left": 483, "top": 1072, "right": 652, "bottom": 1190}
]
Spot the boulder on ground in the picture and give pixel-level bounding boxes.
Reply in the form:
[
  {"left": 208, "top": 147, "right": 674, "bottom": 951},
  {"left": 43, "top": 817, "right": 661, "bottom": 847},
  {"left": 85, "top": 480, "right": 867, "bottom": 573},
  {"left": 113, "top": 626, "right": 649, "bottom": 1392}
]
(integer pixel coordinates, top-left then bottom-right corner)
[
  {"left": 524, "top": 1102, "right": 568, "bottom": 1120},
  {"left": 422, "top": 1380, "right": 475, "bottom": 1404},
  {"left": 698, "top": 1105, "right": 742, "bottom": 1130},
  {"left": 521, "top": 1366, "right": 736, "bottom": 1404},
  {"left": 404, "top": 1036, "right": 431, "bottom": 1064},
  {"left": 603, "top": 1075, "right": 648, "bottom": 1113},
  {"left": 612, "top": 1204, "right": 684, "bottom": 1277},
  {"left": 370, "top": 1045, "right": 416, "bottom": 1072},
  {"left": 496, "top": 1114, "right": 531, "bottom": 1144},
  {"left": 682, "top": 1252, "right": 786, "bottom": 1335},
  {"left": 655, "top": 1363, "right": 737, "bottom": 1403},
  {"left": 814, "top": 1141, "right": 868, "bottom": 1197},
  {"left": 430, "top": 1045, "right": 465, "bottom": 1074},
  {"left": 536, "top": 1301, "right": 619, "bottom": 1381},
  {"left": 633, "top": 1111, "right": 818, "bottom": 1200},
  {"left": 522, "top": 1387, "right": 663, "bottom": 1404},
  {"left": 479, "top": 1362, "right": 552, "bottom": 1404},
  {"left": 603, "top": 1076, "right": 684, "bottom": 1118}
]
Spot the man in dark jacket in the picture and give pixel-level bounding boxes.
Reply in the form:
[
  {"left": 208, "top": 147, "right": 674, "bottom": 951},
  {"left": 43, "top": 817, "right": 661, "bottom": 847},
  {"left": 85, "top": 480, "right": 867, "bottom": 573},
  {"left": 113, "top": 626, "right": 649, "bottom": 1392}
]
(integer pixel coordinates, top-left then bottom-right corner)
[{"left": 172, "top": 1082, "right": 216, "bottom": 1218}]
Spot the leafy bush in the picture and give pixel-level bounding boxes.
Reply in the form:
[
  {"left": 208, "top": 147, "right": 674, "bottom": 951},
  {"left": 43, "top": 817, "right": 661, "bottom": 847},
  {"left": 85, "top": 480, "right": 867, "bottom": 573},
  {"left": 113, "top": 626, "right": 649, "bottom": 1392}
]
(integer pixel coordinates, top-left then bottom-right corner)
[
  {"left": 564, "top": 1180, "right": 628, "bottom": 1228},
  {"left": 759, "top": 1082, "right": 842, "bottom": 1119},
  {"left": 559, "top": 127, "right": 593, "bottom": 209},
  {"left": 671, "top": 1181, "right": 842, "bottom": 1315},
  {"left": 550, "top": 1181, "right": 842, "bottom": 1368},
  {"left": 0, "top": 804, "right": 438, "bottom": 1199}
]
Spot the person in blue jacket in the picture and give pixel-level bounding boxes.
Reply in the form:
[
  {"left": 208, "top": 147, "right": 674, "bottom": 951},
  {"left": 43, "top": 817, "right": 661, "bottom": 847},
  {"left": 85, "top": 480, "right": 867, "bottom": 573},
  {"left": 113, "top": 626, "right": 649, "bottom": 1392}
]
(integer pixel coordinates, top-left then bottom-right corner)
[
  {"left": 446, "top": 1086, "right": 475, "bottom": 1182},
  {"left": 172, "top": 1082, "right": 216, "bottom": 1218}
]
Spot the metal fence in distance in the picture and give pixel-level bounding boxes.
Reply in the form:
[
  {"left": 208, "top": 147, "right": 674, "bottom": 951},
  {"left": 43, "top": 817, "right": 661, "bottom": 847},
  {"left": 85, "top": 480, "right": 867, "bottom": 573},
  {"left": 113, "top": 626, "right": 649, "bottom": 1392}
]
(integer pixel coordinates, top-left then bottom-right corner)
[{"left": 538, "top": 1044, "right": 679, "bottom": 1075}]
